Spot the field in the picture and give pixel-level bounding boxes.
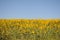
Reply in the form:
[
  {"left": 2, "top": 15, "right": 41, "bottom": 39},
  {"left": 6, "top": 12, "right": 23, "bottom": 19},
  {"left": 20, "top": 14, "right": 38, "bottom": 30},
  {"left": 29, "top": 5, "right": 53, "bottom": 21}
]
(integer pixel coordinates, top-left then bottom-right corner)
[{"left": 0, "top": 19, "right": 60, "bottom": 40}]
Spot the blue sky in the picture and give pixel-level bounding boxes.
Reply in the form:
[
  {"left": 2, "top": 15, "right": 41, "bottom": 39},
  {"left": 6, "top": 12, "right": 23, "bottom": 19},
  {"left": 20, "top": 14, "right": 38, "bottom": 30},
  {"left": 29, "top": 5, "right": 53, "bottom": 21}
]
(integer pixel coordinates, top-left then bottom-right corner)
[{"left": 0, "top": 0, "right": 60, "bottom": 19}]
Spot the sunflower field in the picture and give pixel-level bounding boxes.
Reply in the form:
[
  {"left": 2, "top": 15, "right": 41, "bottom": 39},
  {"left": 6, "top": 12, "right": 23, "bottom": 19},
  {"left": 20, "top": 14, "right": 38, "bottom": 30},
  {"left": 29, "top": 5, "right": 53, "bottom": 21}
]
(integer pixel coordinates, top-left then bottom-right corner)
[{"left": 0, "top": 19, "right": 60, "bottom": 40}]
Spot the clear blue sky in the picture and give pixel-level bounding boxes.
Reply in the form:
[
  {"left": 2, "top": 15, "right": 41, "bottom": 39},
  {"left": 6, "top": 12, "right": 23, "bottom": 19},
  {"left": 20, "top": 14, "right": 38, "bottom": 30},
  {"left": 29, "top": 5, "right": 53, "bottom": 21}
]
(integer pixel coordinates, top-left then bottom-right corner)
[{"left": 0, "top": 0, "right": 60, "bottom": 19}]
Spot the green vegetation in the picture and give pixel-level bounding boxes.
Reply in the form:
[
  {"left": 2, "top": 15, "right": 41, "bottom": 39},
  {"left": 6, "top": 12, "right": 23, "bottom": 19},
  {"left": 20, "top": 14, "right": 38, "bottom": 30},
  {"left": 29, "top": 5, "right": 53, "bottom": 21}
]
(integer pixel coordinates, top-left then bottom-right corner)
[{"left": 0, "top": 19, "right": 60, "bottom": 40}]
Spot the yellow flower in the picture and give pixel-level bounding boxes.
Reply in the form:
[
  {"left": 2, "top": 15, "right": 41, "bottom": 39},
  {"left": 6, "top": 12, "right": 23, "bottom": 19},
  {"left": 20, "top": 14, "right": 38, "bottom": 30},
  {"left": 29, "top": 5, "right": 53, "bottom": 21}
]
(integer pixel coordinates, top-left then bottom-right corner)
[
  {"left": 32, "top": 31, "right": 35, "bottom": 34},
  {"left": 39, "top": 26, "right": 43, "bottom": 30},
  {"left": 55, "top": 30, "right": 58, "bottom": 33}
]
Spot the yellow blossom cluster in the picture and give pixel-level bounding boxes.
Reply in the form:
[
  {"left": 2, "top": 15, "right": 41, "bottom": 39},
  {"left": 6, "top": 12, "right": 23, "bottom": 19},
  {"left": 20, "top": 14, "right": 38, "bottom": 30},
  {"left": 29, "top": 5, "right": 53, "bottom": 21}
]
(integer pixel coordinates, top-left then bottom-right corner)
[{"left": 0, "top": 19, "right": 60, "bottom": 40}]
